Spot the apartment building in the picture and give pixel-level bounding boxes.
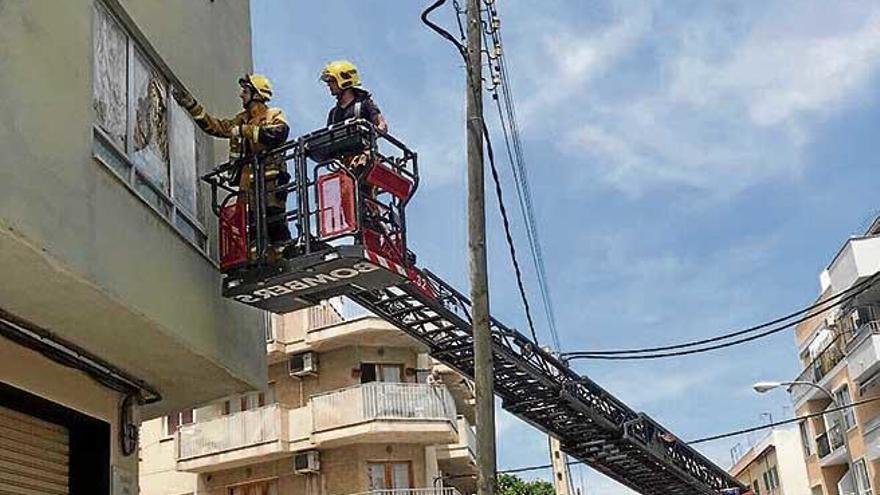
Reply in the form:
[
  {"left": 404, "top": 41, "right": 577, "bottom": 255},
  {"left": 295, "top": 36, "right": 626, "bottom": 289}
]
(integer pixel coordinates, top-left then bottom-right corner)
[
  {"left": 729, "top": 426, "right": 811, "bottom": 495},
  {"left": 788, "top": 219, "right": 880, "bottom": 495},
  {"left": 0, "top": 1, "right": 265, "bottom": 492},
  {"left": 140, "top": 303, "right": 478, "bottom": 495}
]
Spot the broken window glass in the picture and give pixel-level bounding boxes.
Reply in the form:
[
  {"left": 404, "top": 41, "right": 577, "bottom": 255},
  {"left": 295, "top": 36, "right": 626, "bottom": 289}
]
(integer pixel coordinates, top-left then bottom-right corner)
[
  {"left": 170, "top": 102, "right": 197, "bottom": 216},
  {"left": 131, "top": 50, "right": 169, "bottom": 192},
  {"left": 92, "top": 4, "right": 127, "bottom": 149}
]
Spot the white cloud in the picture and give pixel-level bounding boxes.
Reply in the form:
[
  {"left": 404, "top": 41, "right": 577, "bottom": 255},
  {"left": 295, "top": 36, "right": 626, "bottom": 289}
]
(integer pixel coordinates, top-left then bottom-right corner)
[{"left": 513, "top": 2, "right": 880, "bottom": 196}]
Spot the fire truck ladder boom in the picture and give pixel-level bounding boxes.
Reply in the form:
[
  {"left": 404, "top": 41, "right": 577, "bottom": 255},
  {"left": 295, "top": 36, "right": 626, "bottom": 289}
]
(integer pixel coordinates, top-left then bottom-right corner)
[
  {"left": 350, "top": 272, "right": 742, "bottom": 495},
  {"left": 203, "top": 121, "right": 745, "bottom": 495}
]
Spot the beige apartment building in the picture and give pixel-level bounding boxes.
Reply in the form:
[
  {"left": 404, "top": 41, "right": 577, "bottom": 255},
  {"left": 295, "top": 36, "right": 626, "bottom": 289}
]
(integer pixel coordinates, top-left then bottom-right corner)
[
  {"left": 0, "top": 1, "right": 266, "bottom": 493},
  {"left": 788, "top": 219, "right": 880, "bottom": 495},
  {"left": 140, "top": 303, "right": 478, "bottom": 495},
  {"left": 729, "top": 425, "right": 811, "bottom": 495}
]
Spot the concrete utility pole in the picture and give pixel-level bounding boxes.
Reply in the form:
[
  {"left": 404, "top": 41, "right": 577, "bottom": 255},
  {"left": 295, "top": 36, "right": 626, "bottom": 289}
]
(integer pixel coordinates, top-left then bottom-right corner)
[
  {"left": 465, "top": 1, "right": 496, "bottom": 495},
  {"left": 548, "top": 436, "right": 572, "bottom": 495}
]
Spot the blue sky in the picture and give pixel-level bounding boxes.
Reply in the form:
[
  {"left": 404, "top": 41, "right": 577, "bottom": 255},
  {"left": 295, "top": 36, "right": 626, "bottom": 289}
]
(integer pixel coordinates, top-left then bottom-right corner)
[{"left": 252, "top": 1, "right": 880, "bottom": 493}]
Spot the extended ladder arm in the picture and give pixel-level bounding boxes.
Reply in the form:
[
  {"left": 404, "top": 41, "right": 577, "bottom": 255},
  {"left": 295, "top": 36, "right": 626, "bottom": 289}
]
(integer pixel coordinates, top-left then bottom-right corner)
[{"left": 351, "top": 269, "right": 745, "bottom": 495}]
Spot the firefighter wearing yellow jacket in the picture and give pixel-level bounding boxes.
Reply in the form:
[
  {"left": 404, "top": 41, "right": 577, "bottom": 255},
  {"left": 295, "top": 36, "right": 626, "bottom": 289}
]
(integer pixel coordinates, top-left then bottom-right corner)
[{"left": 173, "top": 74, "right": 291, "bottom": 248}]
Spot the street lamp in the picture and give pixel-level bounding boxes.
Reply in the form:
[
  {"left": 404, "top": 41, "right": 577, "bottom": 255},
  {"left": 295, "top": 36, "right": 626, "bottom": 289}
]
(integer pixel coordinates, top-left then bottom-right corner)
[{"left": 753, "top": 380, "right": 854, "bottom": 487}]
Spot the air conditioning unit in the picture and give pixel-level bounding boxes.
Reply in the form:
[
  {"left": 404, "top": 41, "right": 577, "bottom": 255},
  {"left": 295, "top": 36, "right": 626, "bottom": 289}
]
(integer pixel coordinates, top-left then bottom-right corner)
[
  {"left": 289, "top": 352, "right": 318, "bottom": 377},
  {"left": 293, "top": 450, "right": 320, "bottom": 474}
]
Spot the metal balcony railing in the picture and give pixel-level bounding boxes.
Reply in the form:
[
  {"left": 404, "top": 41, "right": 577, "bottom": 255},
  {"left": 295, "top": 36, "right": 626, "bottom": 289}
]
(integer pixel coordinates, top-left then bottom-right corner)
[
  {"left": 791, "top": 333, "right": 849, "bottom": 403},
  {"left": 847, "top": 321, "right": 880, "bottom": 351},
  {"left": 816, "top": 423, "right": 844, "bottom": 460},
  {"left": 312, "top": 382, "right": 457, "bottom": 432},
  {"left": 177, "top": 404, "right": 281, "bottom": 460},
  {"left": 354, "top": 488, "right": 462, "bottom": 495}
]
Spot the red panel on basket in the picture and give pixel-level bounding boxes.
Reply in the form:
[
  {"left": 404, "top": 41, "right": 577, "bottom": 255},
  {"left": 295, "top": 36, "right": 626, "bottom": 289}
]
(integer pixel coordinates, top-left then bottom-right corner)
[
  {"left": 219, "top": 202, "right": 248, "bottom": 270},
  {"left": 364, "top": 163, "right": 413, "bottom": 201},
  {"left": 317, "top": 172, "right": 357, "bottom": 239}
]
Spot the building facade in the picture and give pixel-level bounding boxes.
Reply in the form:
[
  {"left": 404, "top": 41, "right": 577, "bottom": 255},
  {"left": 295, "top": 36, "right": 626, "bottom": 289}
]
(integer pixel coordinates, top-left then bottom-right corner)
[
  {"left": 789, "top": 220, "right": 880, "bottom": 495},
  {"left": 729, "top": 426, "right": 811, "bottom": 495},
  {"left": 140, "top": 303, "right": 478, "bottom": 495},
  {"left": 0, "top": 1, "right": 264, "bottom": 492}
]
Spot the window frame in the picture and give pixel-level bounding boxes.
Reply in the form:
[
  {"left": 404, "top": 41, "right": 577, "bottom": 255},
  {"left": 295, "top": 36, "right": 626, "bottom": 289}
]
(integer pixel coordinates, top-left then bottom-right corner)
[
  {"left": 800, "top": 420, "right": 813, "bottom": 457},
  {"left": 854, "top": 458, "right": 873, "bottom": 495},
  {"left": 92, "top": 0, "right": 210, "bottom": 258},
  {"left": 163, "top": 408, "right": 195, "bottom": 437},
  {"left": 367, "top": 461, "right": 414, "bottom": 490},
  {"left": 833, "top": 383, "right": 857, "bottom": 431}
]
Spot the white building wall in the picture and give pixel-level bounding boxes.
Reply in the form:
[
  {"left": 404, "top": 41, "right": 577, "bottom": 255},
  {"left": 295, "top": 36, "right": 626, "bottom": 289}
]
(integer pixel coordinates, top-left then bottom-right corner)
[{"left": 772, "top": 427, "right": 811, "bottom": 495}]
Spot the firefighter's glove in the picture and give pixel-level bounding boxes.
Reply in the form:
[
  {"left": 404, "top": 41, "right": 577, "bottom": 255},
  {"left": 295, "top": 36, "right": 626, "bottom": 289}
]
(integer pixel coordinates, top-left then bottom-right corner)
[{"left": 172, "top": 87, "right": 197, "bottom": 110}]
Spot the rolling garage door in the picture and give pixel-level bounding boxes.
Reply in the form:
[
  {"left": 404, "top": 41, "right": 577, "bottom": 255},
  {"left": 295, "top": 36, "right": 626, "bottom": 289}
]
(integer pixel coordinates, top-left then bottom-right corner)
[{"left": 0, "top": 405, "right": 69, "bottom": 495}]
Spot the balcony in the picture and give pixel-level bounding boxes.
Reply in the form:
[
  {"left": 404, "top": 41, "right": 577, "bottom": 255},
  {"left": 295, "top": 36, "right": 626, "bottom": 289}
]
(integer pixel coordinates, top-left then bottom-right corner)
[
  {"left": 437, "top": 416, "right": 477, "bottom": 475},
  {"left": 790, "top": 333, "right": 848, "bottom": 405},
  {"left": 176, "top": 404, "right": 307, "bottom": 472},
  {"left": 825, "top": 235, "right": 880, "bottom": 295},
  {"left": 311, "top": 383, "right": 458, "bottom": 447},
  {"left": 847, "top": 322, "right": 880, "bottom": 386},
  {"left": 816, "top": 424, "right": 848, "bottom": 467},
  {"left": 268, "top": 313, "right": 423, "bottom": 363}
]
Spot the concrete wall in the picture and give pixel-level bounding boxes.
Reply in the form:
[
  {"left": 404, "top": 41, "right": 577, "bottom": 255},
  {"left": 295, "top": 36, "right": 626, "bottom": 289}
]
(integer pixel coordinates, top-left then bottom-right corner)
[
  {"left": 0, "top": 0, "right": 264, "bottom": 417},
  {"left": 140, "top": 418, "right": 198, "bottom": 495},
  {"left": 0, "top": 337, "right": 138, "bottom": 480}
]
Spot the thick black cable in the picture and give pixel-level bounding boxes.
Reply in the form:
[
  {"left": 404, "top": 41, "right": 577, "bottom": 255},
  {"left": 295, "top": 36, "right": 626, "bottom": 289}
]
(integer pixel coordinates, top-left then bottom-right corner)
[
  {"left": 484, "top": 122, "right": 540, "bottom": 344},
  {"left": 422, "top": 0, "right": 541, "bottom": 345},
  {"left": 562, "top": 271, "right": 880, "bottom": 359},
  {"left": 563, "top": 276, "right": 876, "bottom": 360}
]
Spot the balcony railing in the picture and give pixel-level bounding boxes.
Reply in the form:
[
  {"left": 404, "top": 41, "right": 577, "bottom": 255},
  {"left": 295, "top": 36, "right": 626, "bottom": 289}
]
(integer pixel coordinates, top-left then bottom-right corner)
[
  {"left": 354, "top": 488, "right": 462, "bottom": 495},
  {"left": 177, "top": 404, "right": 281, "bottom": 460},
  {"left": 312, "top": 383, "right": 457, "bottom": 432},
  {"left": 791, "top": 333, "right": 849, "bottom": 403},
  {"left": 460, "top": 416, "right": 476, "bottom": 455},
  {"left": 816, "top": 423, "right": 845, "bottom": 460}
]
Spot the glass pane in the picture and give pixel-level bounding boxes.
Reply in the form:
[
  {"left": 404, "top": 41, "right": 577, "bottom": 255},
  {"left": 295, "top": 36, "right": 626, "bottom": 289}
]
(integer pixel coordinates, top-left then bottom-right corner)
[
  {"left": 174, "top": 212, "right": 205, "bottom": 249},
  {"left": 93, "top": 133, "right": 130, "bottom": 177},
  {"left": 380, "top": 365, "right": 402, "bottom": 383},
  {"left": 856, "top": 460, "right": 871, "bottom": 491},
  {"left": 368, "top": 463, "right": 385, "bottom": 490},
  {"left": 170, "top": 102, "right": 197, "bottom": 215},
  {"left": 92, "top": 4, "right": 127, "bottom": 148},
  {"left": 391, "top": 463, "right": 410, "bottom": 489},
  {"left": 195, "top": 130, "right": 211, "bottom": 224},
  {"left": 181, "top": 409, "right": 194, "bottom": 425},
  {"left": 135, "top": 173, "right": 171, "bottom": 217},
  {"left": 131, "top": 50, "right": 169, "bottom": 191}
]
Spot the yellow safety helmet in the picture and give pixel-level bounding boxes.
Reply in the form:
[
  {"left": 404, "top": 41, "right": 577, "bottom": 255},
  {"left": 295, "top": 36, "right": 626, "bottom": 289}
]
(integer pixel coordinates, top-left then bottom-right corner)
[
  {"left": 320, "top": 60, "right": 361, "bottom": 89},
  {"left": 239, "top": 73, "right": 273, "bottom": 101}
]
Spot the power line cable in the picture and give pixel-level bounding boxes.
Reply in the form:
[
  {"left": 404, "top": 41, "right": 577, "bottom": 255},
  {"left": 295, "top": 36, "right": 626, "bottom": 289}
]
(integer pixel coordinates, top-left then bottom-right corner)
[
  {"left": 473, "top": 1, "right": 562, "bottom": 351},
  {"left": 689, "top": 395, "right": 880, "bottom": 444},
  {"left": 421, "top": 0, "right": 541, "bottom": 345},
  {"left": 561, "top": 272, "right": 880, "bottom": 360},
  {"left": 568, "top": 272, "right": 878, "bottom": 356}
]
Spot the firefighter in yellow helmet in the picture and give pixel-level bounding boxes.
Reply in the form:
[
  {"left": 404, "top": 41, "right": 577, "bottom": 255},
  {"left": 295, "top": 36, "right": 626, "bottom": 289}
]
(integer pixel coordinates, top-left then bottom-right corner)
[
  {"left": 173, "top": 74, "right": 292, "bottom": 249},
  {"left": 320, "top": 60, "right": 387, "bottom": 133}
]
